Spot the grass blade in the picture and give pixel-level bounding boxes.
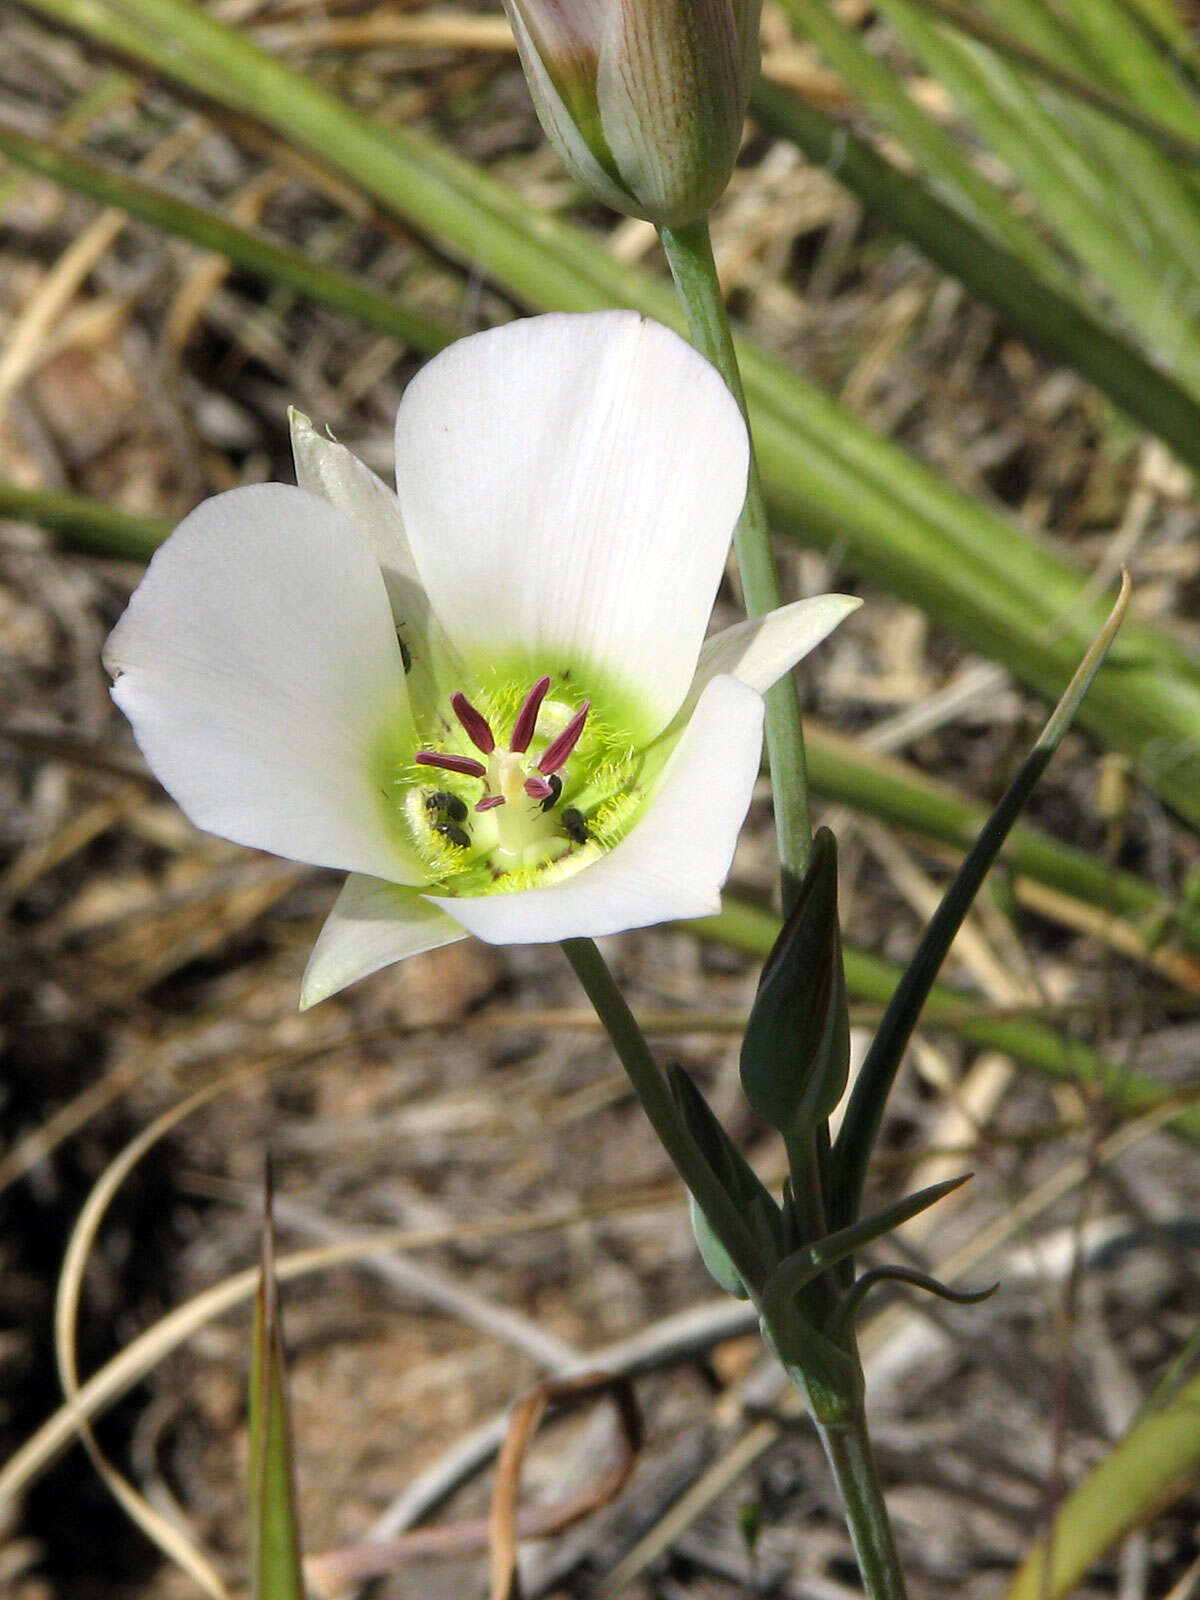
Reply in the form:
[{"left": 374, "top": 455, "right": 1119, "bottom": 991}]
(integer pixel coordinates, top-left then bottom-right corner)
[
  {"left": 700, "top": 896, "right": 1200, "bottom": 1145},
  {"left": 0, "top": 117, "right": 453, "bottom": 354},
  {"left": 769, "top": 0, "right": 1071, "bottom": 283},
  {"left": 905, "top": 0, "right": 1200, "bottom": 163},
  {"left": 1003, "top": 1364, "right": 1200, "bottom": 1600},
  {"left": 878, "top": 0, "right": 1200, "bottom": 395},
  {"left": 0, "top": 477, "right": 169, "bottom": 560},
  {"left": 751, "top": 77, "right": 1200, "bottom": 478}
]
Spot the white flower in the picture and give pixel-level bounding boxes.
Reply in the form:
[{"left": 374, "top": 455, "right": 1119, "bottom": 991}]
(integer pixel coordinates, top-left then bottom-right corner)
[{"left": 104, "top": 312, "right": 858, "bottom": 1007}]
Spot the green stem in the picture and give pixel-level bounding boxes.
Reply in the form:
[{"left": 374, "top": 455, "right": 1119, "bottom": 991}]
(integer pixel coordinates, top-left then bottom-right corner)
[
  {"left": 817, "top": 1412, "right": 908, "bottom": 1600},
  {"left": 559, "top": 938, "right": 768, "bottom": 1292},
  {"left": 658, "top": 218, "right": 832, "bottom": 1271},
  {"left": 566, "top": 939, "right": 907, "bottom": 1597},
  {"left": 658, "top": 217, "right": 813, "bottom": 900}
]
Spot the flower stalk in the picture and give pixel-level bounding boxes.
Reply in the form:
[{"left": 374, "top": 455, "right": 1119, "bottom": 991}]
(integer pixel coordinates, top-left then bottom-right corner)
[
  {"left": 659, "top": 217, "right": 815, "bottom": 898},
  {"left": 817, "top": 1416, "right": 908, "bottom": 1600},
  {"left": 561, "top": 937, "right": 769, "bottom": 1292},
  {"left": 659, "top": 222, "right": 909, "bottom": 1600}
]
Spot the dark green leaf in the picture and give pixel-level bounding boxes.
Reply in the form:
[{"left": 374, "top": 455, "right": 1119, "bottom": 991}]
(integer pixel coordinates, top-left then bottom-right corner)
[
  {"left": 831, "top": 577, "right": 1131, "bottom": 1228},
  {"left": 740, "top": 828, "right": 849, "bottom": 1140},
  {"left": 668, "top": 1063, "right": 784, "bottom": 1296}
]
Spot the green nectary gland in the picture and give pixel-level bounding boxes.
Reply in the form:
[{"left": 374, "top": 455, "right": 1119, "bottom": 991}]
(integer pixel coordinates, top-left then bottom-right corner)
[{"left": 390, "top": 681, "right": 650, "bottom": 897}]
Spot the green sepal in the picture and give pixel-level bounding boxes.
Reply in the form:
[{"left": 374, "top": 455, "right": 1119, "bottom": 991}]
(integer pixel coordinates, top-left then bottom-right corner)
[
  {"left": 688, "top": 1191, "right": 751, "bottom": 1298},
  {"left": 668, "top": 1062, "right": 784, "bottom": 1298},
  {"left": 740, "top": 827, "right": 850, "bottom": 1141}
]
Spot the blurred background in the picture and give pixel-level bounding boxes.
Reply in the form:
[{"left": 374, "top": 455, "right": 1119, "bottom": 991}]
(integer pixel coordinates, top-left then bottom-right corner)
[{"left": 1, "top": 1, "right": 1199, "bottom": 1596}]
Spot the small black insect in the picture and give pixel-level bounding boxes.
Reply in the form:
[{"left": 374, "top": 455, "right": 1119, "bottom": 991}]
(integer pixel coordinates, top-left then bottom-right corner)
[
  {"left": 425, "top": 790, "right": 468, "bottom": 823},
  {"left": 433, "top": 820, "right": 471, "bottom": 849},
  {"left": 539, "top": 774, "right": 563, "bottom": 812},
  {"left": 562, "top": 807, "right": 589, "bottom": 844},
  {"left": 397, "top": 634, "right": 412, "bottom": 673}
]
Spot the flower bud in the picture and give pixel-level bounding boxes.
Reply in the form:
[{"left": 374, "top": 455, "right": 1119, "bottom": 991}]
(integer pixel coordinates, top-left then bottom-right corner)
[{"left": 503, "top": 0, "right": 761, "bottom": 226}]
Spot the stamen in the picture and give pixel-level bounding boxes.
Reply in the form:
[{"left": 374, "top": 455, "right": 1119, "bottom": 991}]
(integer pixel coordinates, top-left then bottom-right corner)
[
  {"left": 524, "top": 774, "right": 554, "bottom": 802},
  {"left": 510, "top": 675, "right": 552, "bottom": 754},
  {"left": 416, "top": 750, "right": 487, "bottom": 779},
  {"left": 451, "top": 692, "right": 495, "bottom": 754},
  {"left": 476, "top": 794, "right": 506, "bottom": 812},
  {"left": 537, "top": 702, "right": 590, "bottom": 776}
]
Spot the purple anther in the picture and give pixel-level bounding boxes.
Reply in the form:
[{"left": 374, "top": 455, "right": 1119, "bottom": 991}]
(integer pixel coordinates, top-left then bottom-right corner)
[
  {"left": 509, "top": 675, "right": 552, "bottom": 754},
  {"left": 475, "top": 794, "right": 506, "bottom": 812},
  {"left": 451, "top": 692, "right": 496, "bottom": 754},
  {"left": 416, "top": 750, "right": 487, "bottom": 779},
  {"left": 524, "top": 774, "right": 554, "bottom": 802},
  {"left": 537, "top": 702, "right": 590, "bottom": 776}
]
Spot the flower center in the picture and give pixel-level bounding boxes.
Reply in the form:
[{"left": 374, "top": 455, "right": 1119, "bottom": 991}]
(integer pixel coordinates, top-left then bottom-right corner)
[{"left": 413, "top": 675, "right": 594, "bottom": 873}]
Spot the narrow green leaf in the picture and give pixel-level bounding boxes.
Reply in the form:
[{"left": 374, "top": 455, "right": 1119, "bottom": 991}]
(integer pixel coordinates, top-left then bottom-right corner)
[
  {"left": 878, "top": 0, "right": 1200, "bottom": 397},
  {"left": 801, "top": 723, "right": 1200, "bottom": 961},
  {"left": 1042, "top": 0, "right": 1200, "bottom": 145},
  {"left": 740, "top": 828, "right": 849, "bottom": 1141},
  {"left": 761, "top": 1175, "right": 970, "bottom": 1320},
  {"left": 902, "top": 0, "right": 1200, "bottom": 164},
  {"left": 968, "top": 0, "right": 1200, "bottom": 284},
  {"left": 1114, "top": 0, "right": 1200, "bottom": 71},
  {"left": 249, "top": 1174, "right": 305, "bottom": 1600},
  {"left": 830, "top": 1264, "right": 998, "bottom": 1340},
  {"left": 771, "top": 0, "right": 1073, "bottom": 283},
  {"left": 831, "top": 576, "right": 1132, "bottom": 1227}
]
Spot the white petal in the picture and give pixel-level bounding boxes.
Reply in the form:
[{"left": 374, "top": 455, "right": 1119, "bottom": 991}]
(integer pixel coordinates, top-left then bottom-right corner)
[
  {"left": 393, "top": 312, "right": 749, "bottom": 739},
  {"left": 693, "top": 594, "right": 861, "bottom": 700},
  {"left": 300, "top": 873, "right": 464, "bottom": 1008},
  {"left": 289, "top": 410, "right": 463, "bottom": 722},
  {"left": 105, "top": 483, "right": 426, "bottom": 882},
  {"left": 425, "top": 675, "right": 763, "bottom": 943}
]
